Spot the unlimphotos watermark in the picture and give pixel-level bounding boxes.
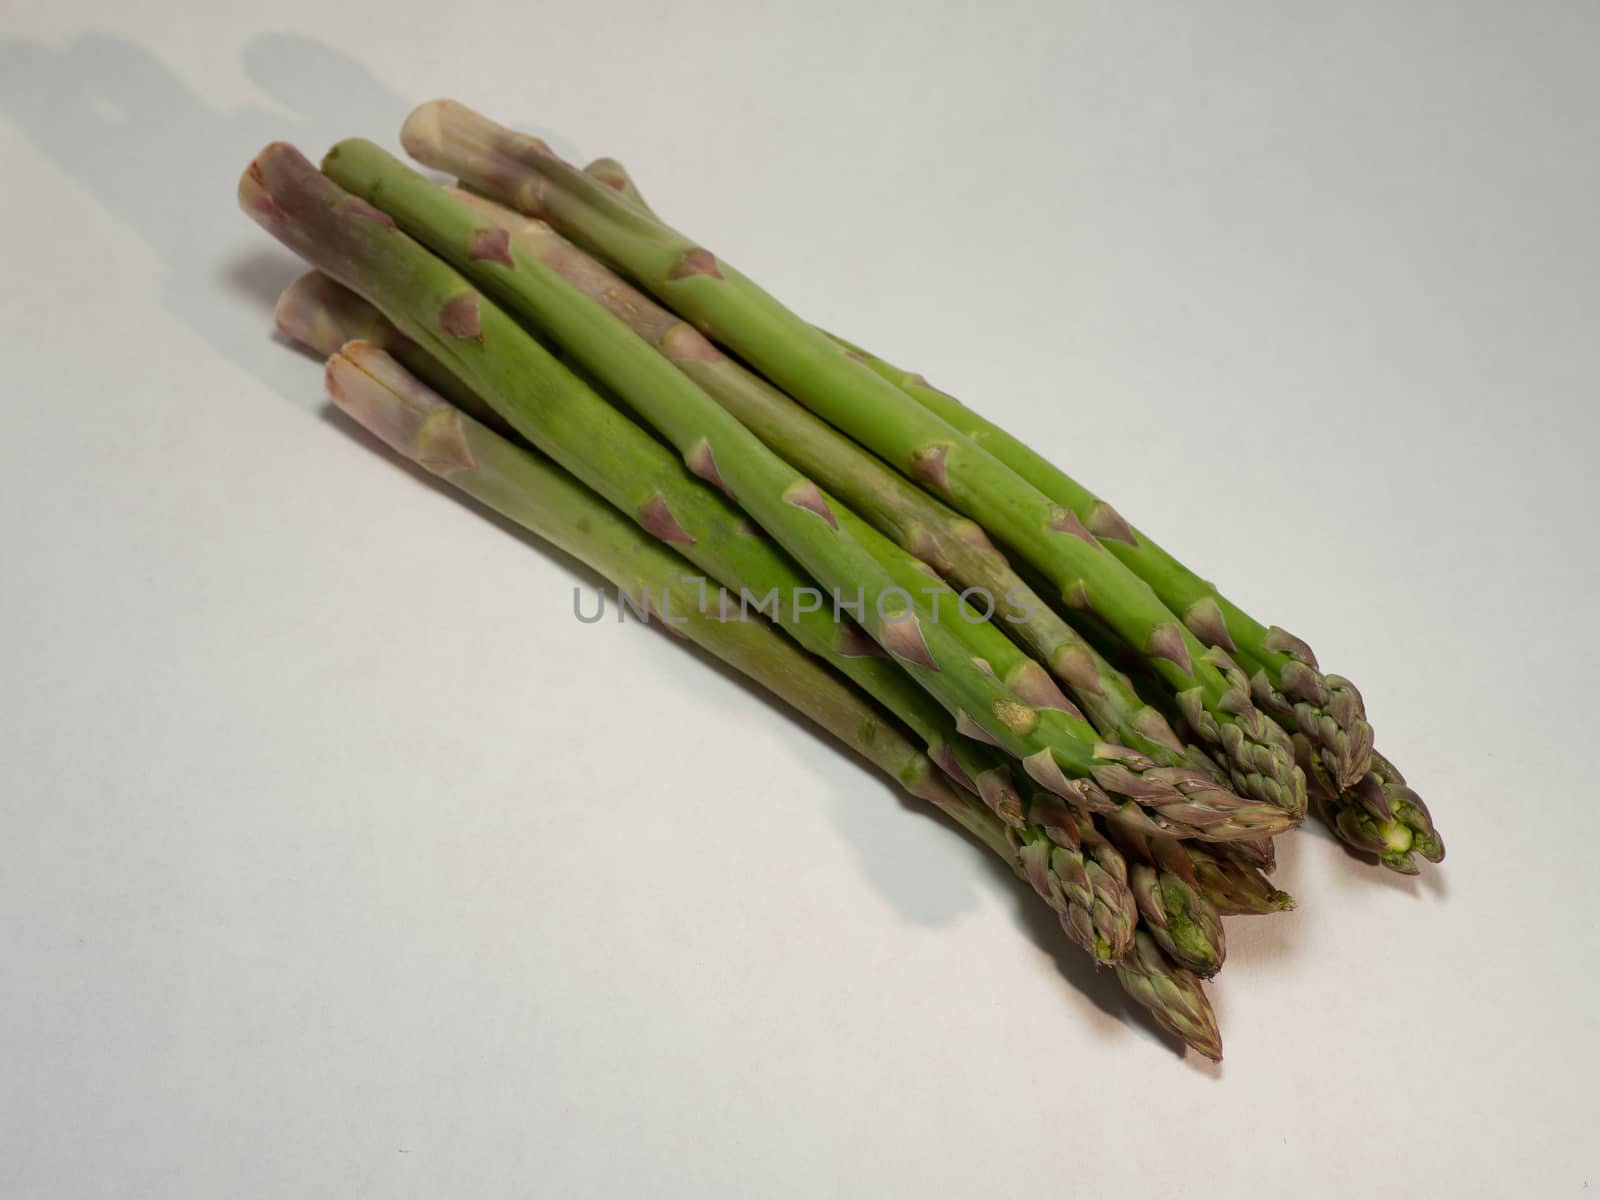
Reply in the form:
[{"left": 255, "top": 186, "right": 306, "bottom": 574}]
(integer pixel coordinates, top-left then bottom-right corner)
[{"left": 572, "top": 578, "right": 1037, "bottom": 626}]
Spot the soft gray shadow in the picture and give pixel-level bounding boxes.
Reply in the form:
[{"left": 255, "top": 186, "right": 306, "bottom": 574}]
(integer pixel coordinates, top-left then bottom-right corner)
[{"left": 0, "top": 32, "right": 409, "bottom": 399}]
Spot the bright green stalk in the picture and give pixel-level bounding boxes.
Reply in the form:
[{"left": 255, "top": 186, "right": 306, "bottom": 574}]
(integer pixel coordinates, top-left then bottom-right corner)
[
  {"left": 400, "top": 99, "right": 1304, "bottom": 821},
  {"left": 241, "top": 143, "right": 1024, "bottom": 833},
  {"left": 449, "top": 188, "right": 1233, "bottom": 790},
  {"left": 834, "top": 339, "right": 1374, "bottom": 793},
  {"left": 324, "top": 138, "right": 1292, "bottom": 844}
]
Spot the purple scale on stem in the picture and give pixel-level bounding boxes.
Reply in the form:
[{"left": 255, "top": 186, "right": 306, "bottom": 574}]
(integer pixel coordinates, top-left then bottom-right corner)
[{"left": 438, "top": 293, "right": 483, "bottom": 340}]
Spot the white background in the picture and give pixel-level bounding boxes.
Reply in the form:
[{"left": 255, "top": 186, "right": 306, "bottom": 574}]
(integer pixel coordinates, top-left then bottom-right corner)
[{"left": 3, "top": 1, "right": 1597, "bottom": 1195}]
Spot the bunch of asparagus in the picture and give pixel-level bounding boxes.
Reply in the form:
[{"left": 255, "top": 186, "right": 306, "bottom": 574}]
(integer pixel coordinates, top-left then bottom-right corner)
[{"left": 239, "top": 100, "right": 1443, "bottom": 1060}]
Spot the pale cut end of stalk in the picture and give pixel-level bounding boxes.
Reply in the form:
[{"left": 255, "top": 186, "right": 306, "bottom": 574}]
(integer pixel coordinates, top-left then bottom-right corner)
[
  {"left": 402, "top": 100, "right": 547, "bottom": 210},
  {"left": 326, "top": 343, "right": 477, "bottom": 477},
  {"left": 276, "top": 271, "right": 403, "bottom": 357}
]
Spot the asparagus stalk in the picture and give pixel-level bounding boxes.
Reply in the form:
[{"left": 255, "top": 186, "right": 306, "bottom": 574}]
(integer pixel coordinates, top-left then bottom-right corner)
[
  {"left": 1103, "top": 810, "right": 1291, "bottom": 914},
  {"left": 242, "top": 143, "right": 1031, "bottom": 836},
  {"left": 1011, "top": 800, "right": 1137, "bottom": 967},
  {"left": 399, "top": 99, "right": 1305, "bottom": 821},
  {"left": 469, "top": 188, "right": 1280, "bottom": 888},
  {"left": 321, "top": 339, "right": 1207, "bottom": 1045},
  {"left": 1187, "top": 845, "right": 1294, "bottom": 916},
  {"left": 1296, "top": 737, "right": 1444, "bottom": 874},
  {"left": 1209, "top": 835, "right": 1277, "bottom": 876},
  {"left": 553, "top": 178, "right": 1282, "bottom": 912},
  {"left": 277, "top": 271, "right": 511, "bottom": 428},
  {"left": 834, "top": 340, "right": 1375, "bottom": 792},
  {"left": 322, "top": 138, "right": 1292, "bottom": 844},
  {"left": 440, "top": 196, "right": 1242, "bottom": 960},
  {"left": 325, "top": 341, "right": 969, "bottom": 810},
  {"left": 448, "top": 187, "right": 1235, "bottom": 790},
  {"left": 1117, "top": 931, "right": 1223, "bottom": 1062},
  {"left": 583, "top": 156, "right": 657, "bottom": 217},
  {"left": 840, "top": 502, "right": 1280, "bottom": 846},
  {"left": 1129, "top": 862, "right": 1226, "bottom": 978}
]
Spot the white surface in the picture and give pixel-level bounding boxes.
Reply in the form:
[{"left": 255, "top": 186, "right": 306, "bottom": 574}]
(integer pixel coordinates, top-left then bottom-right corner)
[{"left": 2, "top": 1, "right": 1596, "bottom": 1195}]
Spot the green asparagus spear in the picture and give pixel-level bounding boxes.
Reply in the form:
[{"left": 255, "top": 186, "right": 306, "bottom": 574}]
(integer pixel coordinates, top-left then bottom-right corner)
[
  {"left": 321, "top": 138, "right": 1292, "bottom": 843},
  {"left": 486, "top": 154, "right": 1291, "bottom": 911},
  {"left": 1208, "top": 835, "right": 1277, "bottom": 877},
  {"left": 245, "top": 156, "right": 1165, "bottom": 967},
  {"left": 325, "top": 340, "right": 968, "bottom": 813},
  {"left": 399, "top": 99, "right": 1304, "bottom": 820},
  {"left": 1186, "top": 845, "right": 1295, "bottom": 916},
  {"left": 1296, "top": 737, "right": 1444, "bottom": 874},
  {"left": 255, "top": 153, "right": 1226, "bottom": 1056},
  {"left": 301, "top": 273, "right": 1255, "bottom": 971},
  {"left": 833, "top": 339, "right": 1374, "bottom": 792},
  {"left": 1129, "top": 862, "right": 1226, "bottom": 978},
  {"left": 1116, "top": 930, "right": 1223, "bottom": 1062},
  {"left": 545, "top": 177, "right": 1287, "bottom": 914},
  {"left": 241, "top": 142, "right": 1021, "bottom": 831},
  {"left": 448, "top": 187, "right": 1234, "bottom": 789},
  {"left": 277, "top": 270, "right": 511, "bottom": 428}
]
